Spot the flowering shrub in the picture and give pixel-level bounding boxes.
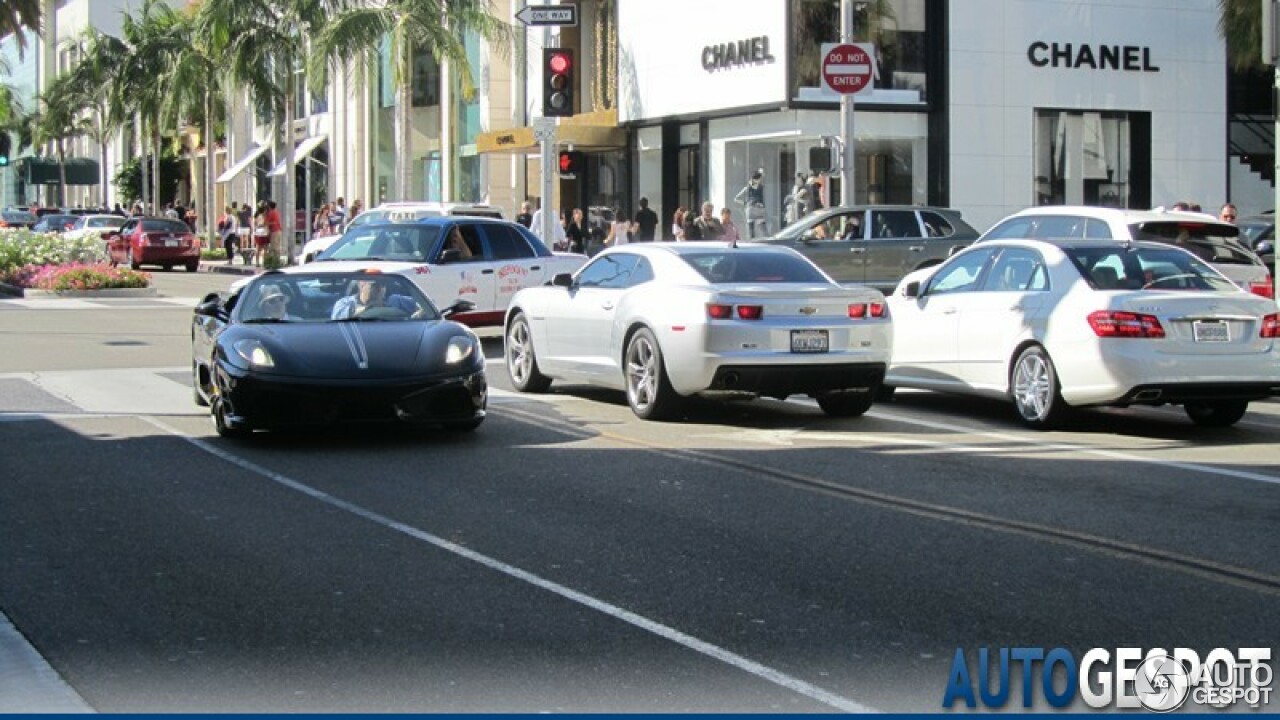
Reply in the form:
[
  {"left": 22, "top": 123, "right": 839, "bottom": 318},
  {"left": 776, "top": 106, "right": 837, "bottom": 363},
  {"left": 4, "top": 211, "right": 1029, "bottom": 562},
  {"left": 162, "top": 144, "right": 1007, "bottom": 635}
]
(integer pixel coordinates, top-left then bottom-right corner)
[
  {"left": 0, "top": 228, "right": 110, "bottom": 272},
  {"left": 2, "top": 262, "right": 150, "bottom": 291}
]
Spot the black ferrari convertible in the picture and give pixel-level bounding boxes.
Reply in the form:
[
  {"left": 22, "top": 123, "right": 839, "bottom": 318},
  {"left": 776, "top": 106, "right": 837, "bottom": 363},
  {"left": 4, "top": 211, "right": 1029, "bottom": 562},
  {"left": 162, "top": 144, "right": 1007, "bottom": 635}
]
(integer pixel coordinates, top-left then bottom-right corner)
[{"left": 192, "top": 269, "right": 486, "bottom": 437}]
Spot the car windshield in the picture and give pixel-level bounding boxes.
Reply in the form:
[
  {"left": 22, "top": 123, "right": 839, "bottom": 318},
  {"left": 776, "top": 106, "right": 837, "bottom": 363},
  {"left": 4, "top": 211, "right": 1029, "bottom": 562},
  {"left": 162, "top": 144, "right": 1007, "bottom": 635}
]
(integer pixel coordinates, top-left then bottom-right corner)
[
  {"left": 1236, "top": 219, "right": 1271, "bottom": 244},
  {"left": 1129, "top": 221, "right": 1256, "bottom": 265},
  {"left": 320, "top": 225, "right": 443, "bottom": 262},
  {"left": 88, "top": 217, "right": 126, "bottom": 229},
  {"left": 4, "top": 211, "right": 36, "bottom": 223},
  {"left": 774, "top": 211, "right": 838, "bottom": 240},
  {"left": 141, "top": 219, "right": 191, "bottom": 233},
  {"left": 680, "top": 250, "right": 830, "bottom": 284},
  {"left": 239, "top": 273, "right": 438, "bottom": 323},
  {"left": 1065, "top": 245, "right": 1239, "bottom": 292}
]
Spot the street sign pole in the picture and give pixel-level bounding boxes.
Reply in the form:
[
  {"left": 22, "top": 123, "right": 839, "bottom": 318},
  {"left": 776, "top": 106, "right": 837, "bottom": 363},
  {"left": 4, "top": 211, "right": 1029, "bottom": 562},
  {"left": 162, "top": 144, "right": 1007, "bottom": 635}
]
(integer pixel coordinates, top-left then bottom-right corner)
[
  {"left": 540, "top": 21, "right": 556, "bottom": 247},
  {"left": 841, "top": 0, "right": 855, "bottom": 206}
]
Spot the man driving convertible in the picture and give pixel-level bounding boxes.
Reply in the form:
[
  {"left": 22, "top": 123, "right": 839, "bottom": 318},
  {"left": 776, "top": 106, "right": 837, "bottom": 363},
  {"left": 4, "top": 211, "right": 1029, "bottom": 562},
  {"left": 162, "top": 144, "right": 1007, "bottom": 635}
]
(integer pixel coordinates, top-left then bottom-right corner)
[{"left": 331, "top": 276, "right": 419, "bottom": 319}]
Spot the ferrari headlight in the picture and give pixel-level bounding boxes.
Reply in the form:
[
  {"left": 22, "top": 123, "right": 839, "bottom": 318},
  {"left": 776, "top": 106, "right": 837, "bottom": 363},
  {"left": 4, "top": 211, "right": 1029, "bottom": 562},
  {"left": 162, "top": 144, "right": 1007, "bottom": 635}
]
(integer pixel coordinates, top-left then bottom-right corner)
[
  {"left": 445, "top": 334, "right": 478, "bottom": 364},
  {"left": 232, "top": 338, "right": 275, "bottom": 368}
]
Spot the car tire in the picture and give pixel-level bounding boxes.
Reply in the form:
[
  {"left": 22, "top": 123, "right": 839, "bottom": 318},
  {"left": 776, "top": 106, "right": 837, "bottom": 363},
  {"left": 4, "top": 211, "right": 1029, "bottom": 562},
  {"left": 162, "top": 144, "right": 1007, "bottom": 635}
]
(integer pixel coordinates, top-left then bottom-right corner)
[
  {"left": 186, "top": 261, "right": 199, "bottom": 273},
  {"left": 505, "top": 312, "right": 552, "bottom": 393},
  {"left": 1010, "top": 345, "right": 1069, "bottom": 429},
  {"left": 817, "top": 389, "right": 875, "bottom": 417},
  {"left": 211, "top": 395, "right": 247, "bottom": 439},
  {"left": 875, "top": 384, "right": 897, "bottom": 402},
  {"left": 624, "top": 327, "right": 682, "bottom": 420},
  {"left": 1184, "top": 400, "right": 1248, "bottom": 428},
  {"left": 192, "top": 362, "right": 209, "bottom": 407}
]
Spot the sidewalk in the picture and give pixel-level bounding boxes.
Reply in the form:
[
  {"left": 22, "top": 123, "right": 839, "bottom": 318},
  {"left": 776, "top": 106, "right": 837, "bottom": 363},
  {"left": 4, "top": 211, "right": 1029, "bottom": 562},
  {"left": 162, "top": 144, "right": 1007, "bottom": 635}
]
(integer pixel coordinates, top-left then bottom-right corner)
[{"left": 199, "top": 259, "right": 262, "bottom": 277}]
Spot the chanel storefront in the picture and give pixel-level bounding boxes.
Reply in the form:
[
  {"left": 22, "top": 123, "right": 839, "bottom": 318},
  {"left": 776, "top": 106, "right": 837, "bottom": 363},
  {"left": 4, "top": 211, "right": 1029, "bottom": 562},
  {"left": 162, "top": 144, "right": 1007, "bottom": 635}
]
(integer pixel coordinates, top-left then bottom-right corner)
[{"left": 617, "top": 0, "right": 1232, "bottom": 235}]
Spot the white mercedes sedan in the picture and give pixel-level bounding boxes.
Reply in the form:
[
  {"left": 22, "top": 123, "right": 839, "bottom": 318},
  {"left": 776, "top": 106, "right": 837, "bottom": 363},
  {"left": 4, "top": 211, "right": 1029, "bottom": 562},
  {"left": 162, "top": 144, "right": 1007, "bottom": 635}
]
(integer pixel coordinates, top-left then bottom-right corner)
[
  {"left": 885, "top": 238, "right": 1280, "bottom": 429},
  {"left": 503, "top": 242, "right": 892, "bottom": 420}
]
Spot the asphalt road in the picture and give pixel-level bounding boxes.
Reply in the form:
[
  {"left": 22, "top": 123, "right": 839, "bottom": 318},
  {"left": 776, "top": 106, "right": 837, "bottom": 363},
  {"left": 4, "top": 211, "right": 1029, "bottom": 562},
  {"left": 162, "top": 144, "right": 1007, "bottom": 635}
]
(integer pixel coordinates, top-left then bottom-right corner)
[{"left": 1, "top": 270, "right": 1277, "bottom": 712}]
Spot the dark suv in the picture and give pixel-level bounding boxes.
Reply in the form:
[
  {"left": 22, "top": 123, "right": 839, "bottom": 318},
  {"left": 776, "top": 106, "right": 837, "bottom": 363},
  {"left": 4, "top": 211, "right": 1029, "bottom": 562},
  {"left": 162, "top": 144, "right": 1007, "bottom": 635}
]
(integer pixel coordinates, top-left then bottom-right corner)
[{"left": 756, "top": 205, "right": 978, "bottom": 291}]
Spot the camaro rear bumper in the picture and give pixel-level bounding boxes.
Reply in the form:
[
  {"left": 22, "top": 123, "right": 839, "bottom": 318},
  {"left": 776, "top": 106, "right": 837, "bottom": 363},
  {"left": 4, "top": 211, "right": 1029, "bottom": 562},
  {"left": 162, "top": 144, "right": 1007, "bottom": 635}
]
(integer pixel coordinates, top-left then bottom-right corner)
[
  {"left": 215, "top": 365, "right": 487, "bottom": 429},
  {"left": 705, "top": 362, "right": 886, "bottom": 398}
]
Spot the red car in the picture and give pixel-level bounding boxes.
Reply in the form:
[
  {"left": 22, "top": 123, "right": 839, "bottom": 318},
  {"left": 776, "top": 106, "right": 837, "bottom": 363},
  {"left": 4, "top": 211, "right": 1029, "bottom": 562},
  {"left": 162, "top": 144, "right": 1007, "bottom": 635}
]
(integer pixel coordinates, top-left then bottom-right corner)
[{"left": 105, "top": 217, "right": 201, "bottom": 272}]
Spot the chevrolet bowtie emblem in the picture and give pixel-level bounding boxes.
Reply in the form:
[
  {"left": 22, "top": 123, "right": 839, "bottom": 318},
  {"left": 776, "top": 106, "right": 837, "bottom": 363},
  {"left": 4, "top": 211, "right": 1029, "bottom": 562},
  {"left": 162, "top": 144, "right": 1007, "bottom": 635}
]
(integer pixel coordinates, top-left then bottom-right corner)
[{"left": 799, "top": 306, "right": 817, "bottom": 315}]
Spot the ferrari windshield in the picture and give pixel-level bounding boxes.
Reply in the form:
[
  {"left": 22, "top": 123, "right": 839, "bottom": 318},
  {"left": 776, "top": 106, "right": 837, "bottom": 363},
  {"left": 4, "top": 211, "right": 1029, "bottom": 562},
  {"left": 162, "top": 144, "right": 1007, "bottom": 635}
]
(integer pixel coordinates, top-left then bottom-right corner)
[{"left": 239, "top": 273, "right": 438, "bottom": 323}]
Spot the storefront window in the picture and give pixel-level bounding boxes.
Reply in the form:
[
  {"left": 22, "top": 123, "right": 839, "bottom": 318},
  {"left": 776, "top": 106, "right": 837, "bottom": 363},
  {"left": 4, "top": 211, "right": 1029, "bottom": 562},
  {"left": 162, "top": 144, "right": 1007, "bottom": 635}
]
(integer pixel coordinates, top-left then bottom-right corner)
[
  {"left": 412, "top": 48, "right": 440, "bottom": 108},
  {"left": 791, "top": 0, "right": 929, "bottom": 104},
  {"left": 1033, "top": 110, "right": 1150, "bottom": 209}
]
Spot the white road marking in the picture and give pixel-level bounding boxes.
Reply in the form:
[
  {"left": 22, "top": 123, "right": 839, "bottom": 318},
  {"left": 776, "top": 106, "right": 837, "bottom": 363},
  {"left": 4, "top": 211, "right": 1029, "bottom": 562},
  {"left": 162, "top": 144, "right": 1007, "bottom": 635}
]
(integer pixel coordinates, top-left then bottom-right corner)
[{"left": 141, "top": 416, "right": 877, "bottom": 714}]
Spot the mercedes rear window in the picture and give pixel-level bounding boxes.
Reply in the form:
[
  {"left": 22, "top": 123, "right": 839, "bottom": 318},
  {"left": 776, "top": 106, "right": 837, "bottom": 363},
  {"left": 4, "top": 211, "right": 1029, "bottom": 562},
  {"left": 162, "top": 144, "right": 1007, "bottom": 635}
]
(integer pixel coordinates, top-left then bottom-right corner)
[{"left": 681, "top": 250, "right": 829, "bottom": 284}]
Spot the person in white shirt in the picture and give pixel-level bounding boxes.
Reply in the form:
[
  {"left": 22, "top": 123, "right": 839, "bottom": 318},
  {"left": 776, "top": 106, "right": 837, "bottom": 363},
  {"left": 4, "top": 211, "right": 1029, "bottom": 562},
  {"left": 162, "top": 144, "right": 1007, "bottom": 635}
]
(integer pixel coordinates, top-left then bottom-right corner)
[
  {"left": 606, "top": 209, "right": 631, "bottom": 247},
  {"left": 530, "top": 204, "right": 567, "bottom": 250}
]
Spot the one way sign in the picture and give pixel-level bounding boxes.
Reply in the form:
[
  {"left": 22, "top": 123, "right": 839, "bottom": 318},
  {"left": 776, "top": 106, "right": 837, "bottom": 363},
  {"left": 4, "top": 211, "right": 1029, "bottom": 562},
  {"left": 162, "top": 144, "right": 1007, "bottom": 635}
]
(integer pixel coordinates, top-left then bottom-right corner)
[{"left": 515, "top": 5, "right": 578, "bottom": 27}]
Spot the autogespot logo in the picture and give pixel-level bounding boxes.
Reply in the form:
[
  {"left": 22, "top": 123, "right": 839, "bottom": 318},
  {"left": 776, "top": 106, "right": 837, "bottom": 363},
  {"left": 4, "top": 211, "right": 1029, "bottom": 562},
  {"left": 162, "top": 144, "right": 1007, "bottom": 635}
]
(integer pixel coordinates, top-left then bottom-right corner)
[{"left": 942, "top": 646, "right": 1273, "bottom": 711}]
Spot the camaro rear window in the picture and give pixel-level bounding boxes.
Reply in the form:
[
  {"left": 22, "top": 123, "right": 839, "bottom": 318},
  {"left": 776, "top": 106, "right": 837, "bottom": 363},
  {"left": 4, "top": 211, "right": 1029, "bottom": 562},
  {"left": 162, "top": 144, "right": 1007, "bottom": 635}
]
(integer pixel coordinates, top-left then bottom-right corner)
[
  {"left": 1065, "top": 246, "right": 1239, "bottom": 293},
  {"left": 681, "top": 251, "right": 828, "bottom": 284}
]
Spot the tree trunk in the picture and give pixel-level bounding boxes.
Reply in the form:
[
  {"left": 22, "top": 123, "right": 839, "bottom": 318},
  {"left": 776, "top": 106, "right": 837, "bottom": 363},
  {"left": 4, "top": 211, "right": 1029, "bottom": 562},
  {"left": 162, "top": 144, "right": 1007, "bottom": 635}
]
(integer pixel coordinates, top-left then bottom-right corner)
[
  {"left": 56, "top": 140, "right": 66, "bottom": 208},
  {"left": 395, "top": 41, "right": 411, "bottom": 202},
  {"left": 152, "top": 123, "right": 161, "bottom": 215},
  {"left": 204, "top": 90, "right": 215, "bottom": 252},
  {"left": 281, "top": 84, "right": 296, "bottom": 264},
  {"left": 98, "top": 110, "right": 109, "bottom": 208},
  {"left": 139, "top": 124, "right": 149, "bottom": 212}
]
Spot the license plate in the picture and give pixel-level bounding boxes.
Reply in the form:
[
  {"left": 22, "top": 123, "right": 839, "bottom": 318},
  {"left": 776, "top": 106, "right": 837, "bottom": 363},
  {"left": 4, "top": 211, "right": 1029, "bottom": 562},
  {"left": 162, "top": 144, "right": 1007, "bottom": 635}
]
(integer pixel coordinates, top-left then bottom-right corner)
[
  {"left": 791, "top": 329, "right": 829, "bottom": 353},
  {"left": 1193, "top": 320, "right": 1230, "bottom": 343},
  {"left": 164, "top": 237, "right": 179, "bottom": 247}
]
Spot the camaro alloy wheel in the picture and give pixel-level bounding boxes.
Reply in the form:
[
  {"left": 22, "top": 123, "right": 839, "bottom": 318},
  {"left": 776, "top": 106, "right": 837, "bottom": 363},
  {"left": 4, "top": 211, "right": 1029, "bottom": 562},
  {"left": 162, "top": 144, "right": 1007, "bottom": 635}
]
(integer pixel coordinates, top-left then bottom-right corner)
[
  {"left": 1011, "top": 345, "right": 1068, "bottom": 429},
  {"left": 624, "top": 328, "right": 681, "bottom": 420},
  {"left": 505, "top": 312, "right": 551, "bottom": 393},
  {"left": 1183, "top": 399, "right": 1249, "bottom": 428}
]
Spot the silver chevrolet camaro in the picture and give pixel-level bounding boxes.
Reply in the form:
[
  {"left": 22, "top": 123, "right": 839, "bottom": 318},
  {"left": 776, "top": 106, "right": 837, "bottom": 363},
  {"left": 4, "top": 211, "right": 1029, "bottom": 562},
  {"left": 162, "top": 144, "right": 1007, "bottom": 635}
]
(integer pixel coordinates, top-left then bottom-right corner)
[{"left": 503, "top": 242, "right": 891, "bottom": 420}]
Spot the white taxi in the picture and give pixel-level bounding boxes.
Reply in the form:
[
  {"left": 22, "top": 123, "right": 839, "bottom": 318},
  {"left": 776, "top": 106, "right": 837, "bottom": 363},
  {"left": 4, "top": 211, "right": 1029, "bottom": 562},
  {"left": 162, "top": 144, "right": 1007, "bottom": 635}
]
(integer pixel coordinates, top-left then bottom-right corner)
[{"left": 300, "top": 216, "right": 587, "bottom": 327}]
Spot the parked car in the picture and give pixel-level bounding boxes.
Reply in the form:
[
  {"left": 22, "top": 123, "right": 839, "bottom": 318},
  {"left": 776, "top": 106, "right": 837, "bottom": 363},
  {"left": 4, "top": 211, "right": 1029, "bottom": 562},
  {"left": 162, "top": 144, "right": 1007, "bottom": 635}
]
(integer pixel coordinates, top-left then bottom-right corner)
[
  {"left": 191, "top": 269, "right": 486, "bottom": 437},
  {"left": 61, "top": 214, "right": 128, "bottom": 242},
  {"left": 302, "top": 202, "right": 504, "bottom": 262},
  {"left": 1236, "top": 214, "right": 1275, "bottom": 275},
  {"left": 884, "top": 238, "right": 1280, "bottom": 429},
  {"left": 503, "top": 242, "right": 891, "bottom": 420},
  {"left": 0, "top": 210, "right": 38, "bottom": 229},
  {"left": 979, "top": 206, "right": 1273, "bottom": 298},
  {"left": 755, "top": 205, "right": 978, "bottom": 292},
  {"left": 31, "top": 214, "right": 79, "bottom": 233},
  {"left": 301, "top": 216, "right": 585, "bottom": 328},
  {"left": 104, "top": 217, "right": 201, "bottom": 272}
]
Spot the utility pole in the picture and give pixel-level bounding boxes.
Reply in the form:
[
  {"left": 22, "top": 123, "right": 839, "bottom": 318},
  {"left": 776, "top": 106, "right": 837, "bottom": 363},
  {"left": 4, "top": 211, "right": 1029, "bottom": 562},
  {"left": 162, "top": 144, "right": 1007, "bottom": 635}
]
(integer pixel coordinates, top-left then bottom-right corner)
[
  {"left": 540, "top": 18, "right": 556, "bottom": 247},
  {"left": 840, "top": 0, "right": 856, "bottom": 204},
  {"left": 1267, "top": 0, "right": 1280, "bottom": 293}
]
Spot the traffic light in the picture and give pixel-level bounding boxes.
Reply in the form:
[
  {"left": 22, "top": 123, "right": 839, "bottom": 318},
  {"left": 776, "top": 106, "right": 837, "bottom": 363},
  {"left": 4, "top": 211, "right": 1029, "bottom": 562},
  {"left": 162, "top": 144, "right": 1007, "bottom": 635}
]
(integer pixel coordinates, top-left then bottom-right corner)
[
  {"left": 557, "top": 150, "right": 585, "bottom": 178},
  {"left": 542, "top": 48, "right": 574, "bottom": 117},
  {"left": 0, "top": 133, "right": 10, "bottom": 167}
]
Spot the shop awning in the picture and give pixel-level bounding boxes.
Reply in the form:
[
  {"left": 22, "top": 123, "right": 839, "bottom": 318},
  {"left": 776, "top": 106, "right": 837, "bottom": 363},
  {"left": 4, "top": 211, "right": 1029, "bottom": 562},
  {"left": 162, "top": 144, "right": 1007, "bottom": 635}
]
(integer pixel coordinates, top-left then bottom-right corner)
[
  {"left": 476, "top": 109, "right": 626, "bottom": 154},
  {"left": 268, "top": 135, "right": 328, "bottom": 176},
  {"left": 19, "top": 157, "right": 100, "bottom": 185},
  {"left": 216, "top": 144, "right": 271, "bottom": 183}
]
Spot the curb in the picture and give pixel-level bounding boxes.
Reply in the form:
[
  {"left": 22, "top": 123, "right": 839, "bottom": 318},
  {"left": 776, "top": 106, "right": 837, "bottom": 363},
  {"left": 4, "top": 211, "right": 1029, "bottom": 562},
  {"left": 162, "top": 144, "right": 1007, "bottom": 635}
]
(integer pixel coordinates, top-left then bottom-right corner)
[
  {"left": 200, "top": 262, "right": 261, "bottom": 277},
  {"left": 23, "top": 287, "right": 157, "bottom": 299}
]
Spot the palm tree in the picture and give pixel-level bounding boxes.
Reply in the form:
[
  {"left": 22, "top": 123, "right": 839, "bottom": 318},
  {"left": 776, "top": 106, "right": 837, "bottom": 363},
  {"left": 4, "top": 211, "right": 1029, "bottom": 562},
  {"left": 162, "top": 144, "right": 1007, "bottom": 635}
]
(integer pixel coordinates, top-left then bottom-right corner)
[
  {"left": 0, "top": 0, "right": 41, "bottom": 56},
  {"left": 310, "top": 0, "right": 513, "bottom": 202},
  {"left": 113, "top": 0, "right": 185, "bottom": 214},
  {"left": 1219, "top": 0, "right": 1265, "bottom": 70},
  {"left": 166, "top": 7, "right": 226, "bottom": 248},
  {"left": 198, "top": 0, "right": 340, "bottom": 262},
  {"left": 60, "top": 30, "right": 127, "bottom": 208},
  {"left": 37, "top": 73, "right": 90, "bottom": 207}
]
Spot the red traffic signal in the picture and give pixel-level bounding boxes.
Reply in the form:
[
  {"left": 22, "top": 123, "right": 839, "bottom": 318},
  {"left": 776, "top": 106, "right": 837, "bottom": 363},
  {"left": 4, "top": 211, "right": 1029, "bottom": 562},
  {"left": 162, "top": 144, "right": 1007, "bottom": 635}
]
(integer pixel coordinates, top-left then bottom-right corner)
[
  {"left": 557, "top": 150, "right": 585, "bottom": 177},
  {"left": 543, "top": 48, "right": 574, "bottom": 117}
]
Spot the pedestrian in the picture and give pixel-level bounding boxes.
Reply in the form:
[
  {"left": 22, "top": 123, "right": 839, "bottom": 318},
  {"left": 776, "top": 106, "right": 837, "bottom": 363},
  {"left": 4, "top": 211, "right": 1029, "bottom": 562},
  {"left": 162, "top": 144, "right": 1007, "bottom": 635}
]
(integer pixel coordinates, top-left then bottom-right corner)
[
  {"left": 330, "top": 197, "right": 346, "bottom": 234},
  {"left": 805, "top": 173, "right": 825, "bottom": 213},
  {"left": 184, "top": 205, "right": 198, "bottom": 233},
  {"left": 218, "top": 204, "right": 239, "bottom": 262},
  {"left": 252, "top": 200, "right": 269, "bottom": 266},
  {"left": 671, "top": 206, "right": 687, "bottom": 241},
  {"left": 1219, "top": 203, "right": 1238, "bottom": 224},
  {"left": 606, "top": 208, "right": 631, "bottom": 247},
  {"left": 566, "top": 208, "right": 586, "bottom": 254},
  {"left": 313, "top": 203, "right": 331, "bottom": 237},
  {"left": 265, "top": 200, "right": 283, "bottom": 262},
  {"left": 634, "top": 197, "right": 658, "bottom": 242},
  {"left": 785, "top": 173, "right": 809, "bottom": 224},
  {"left": 694, "top": 201, "right": 723, "bottom": 240},
  {"left": 349, "top": 198, "right": 363, "bottom": 220},
  {"left": 682, "top": 208, "right": 702, "bottom": 240},
  {"left": 719, "top": 207, "right": 740, "bottom": 244},
  {"left": 515, "top": 201, "right": 533, "bottom": 228},
  {"left": 112, "top": 203, "right": 125, "bottom": 217},
  {"left": 733, "top": 169, "right": 767, "bottom": 238},
  {"left": 163, "top": 202, "right": 178, "bottom": 220}
]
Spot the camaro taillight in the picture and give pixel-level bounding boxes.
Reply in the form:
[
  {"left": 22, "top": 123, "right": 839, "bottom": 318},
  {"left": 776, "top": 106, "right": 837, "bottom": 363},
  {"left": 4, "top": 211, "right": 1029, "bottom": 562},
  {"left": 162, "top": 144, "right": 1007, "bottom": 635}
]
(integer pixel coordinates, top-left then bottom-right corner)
[
  {"left": 1262, "top": 313, "right": 1280, "bottom": 338},
  {"left": 1248, "top": 281, "right": 1275, "bottom": 300},
  {"left": 1088, "top": 310, "right": 1166, "bottom": 338},
  {"left": 707, "top": 303, "right": 764, "bottom": 320},
  {"left": 848, "top": 302, "right": 886, "bottom": 319}
]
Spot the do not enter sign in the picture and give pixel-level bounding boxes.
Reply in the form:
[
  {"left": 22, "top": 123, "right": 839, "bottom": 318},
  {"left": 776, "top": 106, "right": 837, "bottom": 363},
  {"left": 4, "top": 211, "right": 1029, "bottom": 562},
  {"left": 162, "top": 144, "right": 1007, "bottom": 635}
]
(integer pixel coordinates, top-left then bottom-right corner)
[{"left": 821, "top": 43, "right": 875, "bottom": 95}]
